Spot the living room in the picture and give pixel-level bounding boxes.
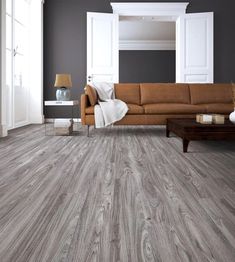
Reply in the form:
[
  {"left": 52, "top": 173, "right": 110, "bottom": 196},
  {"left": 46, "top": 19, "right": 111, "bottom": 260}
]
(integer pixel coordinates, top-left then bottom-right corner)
[{"left": 0, "top": 0, "right": 235, "bottom": 261}]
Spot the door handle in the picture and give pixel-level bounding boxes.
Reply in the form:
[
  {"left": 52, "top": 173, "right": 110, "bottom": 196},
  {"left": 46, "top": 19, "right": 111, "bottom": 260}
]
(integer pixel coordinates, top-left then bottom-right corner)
[
  {"left": 88, "top": 75, "right": 92, "bottom": 82},
  {"left": 13, "top": 45, "right": 18, "bottom": 57}
]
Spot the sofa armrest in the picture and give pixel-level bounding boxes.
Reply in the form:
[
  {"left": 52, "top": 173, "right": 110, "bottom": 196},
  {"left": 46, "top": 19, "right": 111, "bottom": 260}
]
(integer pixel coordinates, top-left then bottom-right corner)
[{"left": 81, "top": 94, "right": 89, "bottom": 125}]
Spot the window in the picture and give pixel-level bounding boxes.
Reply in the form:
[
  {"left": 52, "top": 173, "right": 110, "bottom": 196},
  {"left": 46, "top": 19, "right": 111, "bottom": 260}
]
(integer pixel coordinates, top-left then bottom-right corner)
[{"left": 5, "top": 0, "right": 30, "bottom": 128}]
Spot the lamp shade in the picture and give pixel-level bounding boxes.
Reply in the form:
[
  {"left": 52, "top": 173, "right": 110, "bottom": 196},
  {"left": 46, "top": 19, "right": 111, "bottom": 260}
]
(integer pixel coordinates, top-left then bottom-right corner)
[{"left": 54, "top": 74, "right": 72, "bottom": 88}]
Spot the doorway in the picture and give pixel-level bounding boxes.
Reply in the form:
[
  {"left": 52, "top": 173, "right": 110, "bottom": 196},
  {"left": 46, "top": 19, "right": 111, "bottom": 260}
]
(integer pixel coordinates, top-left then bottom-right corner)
[
  {"left": 119, "top": 18, "right": 176, "bottom": 83},
  {"left": 87, "top": 3, "right": 213, "bottom": 84}
]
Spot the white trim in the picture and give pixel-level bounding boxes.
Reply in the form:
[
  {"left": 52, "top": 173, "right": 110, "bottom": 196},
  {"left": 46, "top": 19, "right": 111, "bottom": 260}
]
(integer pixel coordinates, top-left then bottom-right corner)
[
  {"left": 28, "top": 0, "right": 45, "bottom": 3},
  {"left": 0, "top": 124, "right": 8, "bottom": 137},
  {"left": 28, "top": 0, "right": 44, "bottom": 124},
  {"left": 9, "top": 120, "right": 30, "bottom": 130},
  {"left": 30, "top": 114, "right": 44, "bottom": 124},
  {"left": 119, "top": 40, "right": 175, "bottom": 50},
  {"left": 111, "top": 2, "right": 189, "bottom": 19},
  {"left": 39, "top": 0, "right": 44, "bottom": 123},
  {"left": 0, "top": 0, "right": 8, "bottom": 137}
]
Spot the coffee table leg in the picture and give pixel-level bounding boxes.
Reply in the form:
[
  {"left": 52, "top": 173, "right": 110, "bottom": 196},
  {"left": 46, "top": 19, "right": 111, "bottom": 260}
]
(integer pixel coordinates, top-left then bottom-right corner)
[
  {"left": 183, "top": 139, "right": 189, "bottom": 153},
  {"left": 166, "top": 129, "right": 170, "bottom": 137}
]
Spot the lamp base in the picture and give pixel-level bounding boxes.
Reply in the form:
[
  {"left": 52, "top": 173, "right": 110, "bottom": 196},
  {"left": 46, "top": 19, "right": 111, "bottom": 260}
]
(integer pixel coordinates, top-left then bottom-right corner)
[{"left": 56, "top": 87, "right": 70, "bottom": 101}]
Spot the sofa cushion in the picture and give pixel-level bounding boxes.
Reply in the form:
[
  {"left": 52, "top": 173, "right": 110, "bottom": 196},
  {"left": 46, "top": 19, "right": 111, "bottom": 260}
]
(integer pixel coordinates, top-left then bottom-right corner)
[
  {"left": 115, "top": 83, "right": 140, "bottom": 105},
  {"left": 203, "top": 103, "right": 233, "bottom": 114},
  {"left": 140, "top": 83, "right": 190, "bottom": 105},
  {"left": 143, "top": 103, "right": 206, "bottom": 114},
  {"left": 127, "top": 104, "right": 144, "bottom": 114},
  {"left": 189, "top": 84, "right": 233, "bottom": 104},
  {"left": 85, "top": 85, "right": 98, "bottom": 106}
]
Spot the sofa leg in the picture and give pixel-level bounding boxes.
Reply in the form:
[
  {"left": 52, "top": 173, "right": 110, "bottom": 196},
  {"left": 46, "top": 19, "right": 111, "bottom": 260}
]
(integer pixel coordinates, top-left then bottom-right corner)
[{"left": 87, "top": 125, "right": 90, "bottom": 137}]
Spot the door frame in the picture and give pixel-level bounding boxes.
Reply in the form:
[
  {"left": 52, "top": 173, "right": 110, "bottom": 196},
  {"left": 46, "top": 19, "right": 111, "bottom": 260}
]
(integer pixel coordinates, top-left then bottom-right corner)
[
  {"left": 91, "top": 2, "right": 190, "bottom": 55},
  {"left": 110, "top": 2, "right": 213, "bottom": 83},
  {"left": 111, "top": 2, "right": 189, "bottom": 17},
  {"left": 0, "top": 0, "right": 8, "bottom": 136}
]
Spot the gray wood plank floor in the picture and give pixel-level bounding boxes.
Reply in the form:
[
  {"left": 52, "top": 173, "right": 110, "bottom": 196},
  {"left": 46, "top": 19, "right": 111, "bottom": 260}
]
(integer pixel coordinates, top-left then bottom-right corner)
[{"left": 0, "top": 124, "right": 235, "bottom": 262}]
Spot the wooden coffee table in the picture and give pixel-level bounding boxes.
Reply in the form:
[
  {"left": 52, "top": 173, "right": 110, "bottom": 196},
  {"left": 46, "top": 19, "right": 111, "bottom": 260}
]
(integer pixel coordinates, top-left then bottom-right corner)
[{"left": 166, "top": 118, "right": 235, "bottom": 153}]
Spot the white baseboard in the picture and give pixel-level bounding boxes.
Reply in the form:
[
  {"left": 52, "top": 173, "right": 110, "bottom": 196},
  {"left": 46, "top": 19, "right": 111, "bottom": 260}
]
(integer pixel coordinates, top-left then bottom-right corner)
[
  {"left": 0, "top": 124, "right": 8, "bottom": 137},
  {"left": 30, "top": 115, "right": 45, "bottom": 124}
]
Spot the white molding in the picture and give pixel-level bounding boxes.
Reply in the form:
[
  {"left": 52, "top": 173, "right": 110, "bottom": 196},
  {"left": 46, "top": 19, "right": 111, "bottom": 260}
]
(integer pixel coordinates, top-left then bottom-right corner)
[
  {"left": 111, "top": 2, "right": 189, "bottom": 18},
  {"left": 28, "top": 0, "right": 45, "bottom": 3},
  {"left": 0, "top": 0, "right": 8, "bottom": 137},
  {"left": 0, "top": 124, "right": 8, "bottom": 137},
  {"left": 119, "top": 40, "right": 175, "bottom": 50},
  {"left": 29, "top": 0, "right": 44, "bottom": 125},
  {"left": 30, "top": 114, "right": 44, "bottom": 124}
]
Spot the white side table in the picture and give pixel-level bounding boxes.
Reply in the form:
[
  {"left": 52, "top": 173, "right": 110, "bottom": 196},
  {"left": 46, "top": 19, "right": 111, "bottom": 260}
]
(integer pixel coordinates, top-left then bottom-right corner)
[
  {"left": 44, "top": 100, "right": 79, "bottom": 106},
  {"left": 44, "top": 100, "right": 79, "bottom": 135}
]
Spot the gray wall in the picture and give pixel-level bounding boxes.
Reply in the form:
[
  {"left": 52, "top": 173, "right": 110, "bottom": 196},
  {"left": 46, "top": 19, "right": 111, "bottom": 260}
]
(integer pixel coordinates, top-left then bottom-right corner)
[
  {"left": 120, "top": 51, "right": 175, "bottom": 83},
  {"left": 44, "top": 0, "right": 235, "bottom": 118}
]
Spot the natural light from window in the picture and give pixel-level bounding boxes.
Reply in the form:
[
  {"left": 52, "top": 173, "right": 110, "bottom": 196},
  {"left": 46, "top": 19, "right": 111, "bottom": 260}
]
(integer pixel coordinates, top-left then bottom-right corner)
[{"left": 5, "top": 0, "right": 30, "bottom": 129}]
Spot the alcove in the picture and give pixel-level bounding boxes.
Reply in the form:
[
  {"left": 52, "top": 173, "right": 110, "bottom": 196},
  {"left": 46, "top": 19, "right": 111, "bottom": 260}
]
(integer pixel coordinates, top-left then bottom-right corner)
[{"left": 119, "top": 15, "right": 176, "bottom": 82}]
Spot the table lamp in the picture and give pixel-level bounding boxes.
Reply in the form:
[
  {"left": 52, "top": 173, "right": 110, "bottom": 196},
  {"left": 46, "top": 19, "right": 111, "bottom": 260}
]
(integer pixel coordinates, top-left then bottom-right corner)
[{"left": 54, "top": 74, "right": 72, "bottom": 101}]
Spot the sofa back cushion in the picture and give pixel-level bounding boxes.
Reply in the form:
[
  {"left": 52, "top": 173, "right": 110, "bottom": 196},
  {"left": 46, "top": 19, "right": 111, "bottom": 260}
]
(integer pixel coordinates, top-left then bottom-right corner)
[
  {"left": 85, "top": 85, "right": 98, "bottom": 106},
  {"left": 115, "top": 83, "right": 140, "bottom": 105},
  {"left": 189, "top": 84, "right": 233, "bottom": 104},
  {"left": 140, "top": 83, "right": 190, "bottom": 105}
]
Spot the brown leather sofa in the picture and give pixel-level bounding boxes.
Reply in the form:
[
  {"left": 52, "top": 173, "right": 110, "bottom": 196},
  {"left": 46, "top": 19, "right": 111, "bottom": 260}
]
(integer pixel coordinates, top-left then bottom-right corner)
[{"left": 81, "top": 83, "right": 233, "bottom": 127}]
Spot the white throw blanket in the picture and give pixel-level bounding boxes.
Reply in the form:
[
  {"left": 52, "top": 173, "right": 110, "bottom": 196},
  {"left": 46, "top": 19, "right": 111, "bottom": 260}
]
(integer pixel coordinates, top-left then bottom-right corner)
[{"left": 91, "top": 82, "right": 128, "bottom": 128}]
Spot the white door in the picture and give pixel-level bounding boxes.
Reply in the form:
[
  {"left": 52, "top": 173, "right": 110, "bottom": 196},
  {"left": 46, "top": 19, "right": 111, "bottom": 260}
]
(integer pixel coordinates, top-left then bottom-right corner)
[
  {"left": 176, "top": 12, "right": 213, "bottom": 83},
  {"left": 87, "top": 12, "right": 119, "bottom": 83}
]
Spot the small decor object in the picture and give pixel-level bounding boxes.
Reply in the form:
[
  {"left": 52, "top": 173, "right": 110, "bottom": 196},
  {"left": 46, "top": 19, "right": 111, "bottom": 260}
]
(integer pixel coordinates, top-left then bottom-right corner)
[
  {"left": 229, "top": 83, "right": 235, "bottom": 124},
  {"left": 212, "top": 114, "right": 225, "bottom": 124},
  {"left": 230, "top": 111, "right": 235, "bottom": 123},
  {"left": 196, "top": 114, "right": 213, "bottom": 124},
  {"left": 54, "top": 119, "right": 73, "bottom": 135},
  {"left": 54, "top": 74, "right": 72, "bottom": 101},
  {"left": 196, "top": 114, "right": 202, "bottom": 123}
]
